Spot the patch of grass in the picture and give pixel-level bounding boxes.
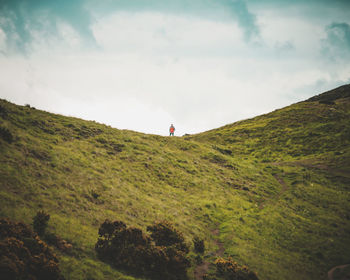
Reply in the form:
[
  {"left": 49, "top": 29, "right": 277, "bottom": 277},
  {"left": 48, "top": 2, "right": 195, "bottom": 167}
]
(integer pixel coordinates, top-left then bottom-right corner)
[{"left": 0, "top": 87, "right": 350, "bottom": 280}]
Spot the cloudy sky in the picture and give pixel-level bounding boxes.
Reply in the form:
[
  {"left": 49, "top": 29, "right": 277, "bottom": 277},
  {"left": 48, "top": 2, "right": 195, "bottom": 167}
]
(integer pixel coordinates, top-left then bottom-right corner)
[{"left": 0, "top": 0, "right": 349, "bottom": 136}]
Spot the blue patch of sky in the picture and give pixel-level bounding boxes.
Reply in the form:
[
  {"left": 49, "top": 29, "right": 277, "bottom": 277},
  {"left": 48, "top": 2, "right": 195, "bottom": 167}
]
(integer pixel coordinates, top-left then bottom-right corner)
[
  {"left": 0, "top": 0, "right": 263, "bottom": 52},
  {"left": 0, "top": 0, "right": 349, "bottom": 60},
  {"left": 0, "top": 0, "right": 94, "bottom": 52},
  {"left": 321, "top": 22, "right": 350, "bottom": 61}
]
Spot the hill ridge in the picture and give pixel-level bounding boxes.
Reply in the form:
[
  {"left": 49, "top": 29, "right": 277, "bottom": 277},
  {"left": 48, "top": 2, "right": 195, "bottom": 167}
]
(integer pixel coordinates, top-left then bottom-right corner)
[{"left": 307, "top": 84, "right": 350, "bottom": 103}]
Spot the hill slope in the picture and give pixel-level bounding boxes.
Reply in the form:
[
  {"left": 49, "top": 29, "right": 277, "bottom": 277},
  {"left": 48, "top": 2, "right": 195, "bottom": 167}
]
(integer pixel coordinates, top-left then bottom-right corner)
[{"left": 1, "top": 85, "right": 350, "bottom": 280}]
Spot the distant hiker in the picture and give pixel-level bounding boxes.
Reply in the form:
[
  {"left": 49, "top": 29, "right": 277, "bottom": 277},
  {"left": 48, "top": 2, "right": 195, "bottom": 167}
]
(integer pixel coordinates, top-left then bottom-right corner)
[{"left": 169, "top": 124, "right": 175, "bottom": 136}]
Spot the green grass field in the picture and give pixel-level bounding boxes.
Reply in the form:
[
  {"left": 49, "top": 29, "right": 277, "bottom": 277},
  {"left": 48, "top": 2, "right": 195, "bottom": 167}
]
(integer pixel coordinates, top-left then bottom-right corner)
[{"left": 1, "top": 84, "right": 350, "bottom": 280}]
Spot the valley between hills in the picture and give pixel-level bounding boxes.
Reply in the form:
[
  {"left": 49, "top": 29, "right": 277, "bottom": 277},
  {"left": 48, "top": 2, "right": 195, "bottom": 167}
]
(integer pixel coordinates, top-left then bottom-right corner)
[{"left": 1, "top": 85, "right": 350, "bottom": 280}]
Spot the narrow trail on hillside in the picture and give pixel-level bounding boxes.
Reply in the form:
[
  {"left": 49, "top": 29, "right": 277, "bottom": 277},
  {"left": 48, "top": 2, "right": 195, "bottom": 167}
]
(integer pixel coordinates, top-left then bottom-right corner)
[
  {"left": 269, "top": 165, "right": 350, "bottom": 280},
  {"left": 259, "top": 174, "right": 288, "bottom": 209},
  {"left": 194, "top": 228, "right": 224, "bottom": 280},
  {"left": 328, "top": 264, "right": 350, "bottom": 280},
  {"left": 272, "top": 160, "right": 350, "bottom": 180}
]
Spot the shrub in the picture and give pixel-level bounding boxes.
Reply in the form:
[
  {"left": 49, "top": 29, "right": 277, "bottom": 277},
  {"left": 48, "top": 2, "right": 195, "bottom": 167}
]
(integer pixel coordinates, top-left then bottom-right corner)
[
  {"left": 95, "top": 219, "right": 190, "bottom": 279},
  {"left": 319, "top": 100, "right": 335, "bottom": 105},
  {"left": 33, "top": 210, "right": 50, "bottom": 237},
  {"left": 194, "top": 254, "right": 203, "bottom": 265},
  {"left": 147, "top": 221, "right": 189, "bottom": 253},
  {"left": 214, "top": 257, "right": 259, "bottom": 280},
  {"left": 0, "top": 218, "right": 64, "bottom": 280},
  {"left": 193, "top": 236, "right": 205, "bottom": 254},
  {"left": 0, "top": 127, "right": 13, "bottom": 143},
  {"left": 45, "top": 232, "right": 72, "bottom": 252},
  {"left": 0, "top": 104, "right": 8, "bottom": 118},
  {"left": 96, "top": 220, "right": 152, "bottom": 271}
]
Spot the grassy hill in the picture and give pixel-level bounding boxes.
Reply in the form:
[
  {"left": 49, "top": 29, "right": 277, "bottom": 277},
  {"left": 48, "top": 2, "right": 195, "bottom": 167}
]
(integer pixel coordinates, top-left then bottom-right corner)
[{"left": 1, "top": 84, "right": 350, "bottom": 280}]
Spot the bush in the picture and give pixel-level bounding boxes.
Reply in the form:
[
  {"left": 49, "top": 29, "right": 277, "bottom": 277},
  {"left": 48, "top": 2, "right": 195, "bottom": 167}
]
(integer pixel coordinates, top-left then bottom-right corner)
[
  {"left": 0, "top": 218, "right": 64, "bottom": 280},
  {"left": 95, "top": 219, "right": 190, "bottom": 279},
  {"left": 194, "top": 254, "right": 203, "bottom": 265},
  {"left": 193, "top": 236, "right": 205, "bottom": 254},
  {"left": 45, "top": 232, "right": 73, "bottom": 253},
  {"left": 33, "top": 210, "right": 50, "bottom": 237},
  {"left": 147, "top": 220, "right": 189, "bottom": 253},
  {"left": 319, "top": 100, "right": 335, "bottom": 105},
  {"left": 0, "top": 127, "right": 13, "bottom": 143},
  {"left": 0, "top": 104, "right": 8, "bottom": 118},
  {"left": 214, "top": 257, "right": 259, "bottom": 280},
  {"left": 96, "top": 220, "right": 152, "bottom": 271}
]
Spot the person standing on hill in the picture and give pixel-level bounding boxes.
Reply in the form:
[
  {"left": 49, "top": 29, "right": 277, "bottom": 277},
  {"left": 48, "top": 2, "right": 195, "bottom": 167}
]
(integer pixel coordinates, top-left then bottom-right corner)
[{"left": 169, "top": 124, "right": 175, "bottom": 136}]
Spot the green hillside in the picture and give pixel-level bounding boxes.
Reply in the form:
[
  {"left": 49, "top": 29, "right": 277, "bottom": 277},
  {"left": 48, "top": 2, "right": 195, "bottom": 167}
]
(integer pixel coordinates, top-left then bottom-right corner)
[{"left": 1, "top": 84, "right": 350, "bottom": 280}]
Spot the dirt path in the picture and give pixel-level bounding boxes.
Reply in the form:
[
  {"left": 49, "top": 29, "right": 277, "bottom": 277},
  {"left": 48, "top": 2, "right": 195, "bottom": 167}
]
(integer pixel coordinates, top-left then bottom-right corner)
[
  {"left": 267, "top": 167, "right": 350, "bottom": 280},
  {"left": 194, "top": 228, "right": 224, "bottom": 280},
  {"left": 212, "top": 229, "right": 225, "bottom": 257},
  {"left": 328, "top": 264, "right": 350, "bottom": 280},
  {"left": 259, "top": 174, "right": 288, "bottom": 209},
  {"left": 194, "top": 261, "right": 210, "bottom": 280}
]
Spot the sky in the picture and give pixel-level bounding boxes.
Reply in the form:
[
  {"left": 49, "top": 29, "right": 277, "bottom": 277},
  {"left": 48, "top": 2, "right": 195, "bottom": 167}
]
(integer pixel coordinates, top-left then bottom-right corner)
[{"left": 0, "top": 0, "right": 349, "bottom": 136}]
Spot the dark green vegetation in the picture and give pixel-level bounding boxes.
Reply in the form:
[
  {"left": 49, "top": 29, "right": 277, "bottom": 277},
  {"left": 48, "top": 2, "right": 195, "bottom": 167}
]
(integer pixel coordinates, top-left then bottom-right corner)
[
  {"left": 0, "top": 218, "right": 64, "bottom": 279},
  {"left": 1, "top": 84, "right": 350, "bottom": 280},
  {"left": 33, "top": 210, "right": 50, "bottom": 237},
  {"left": 212, "top": 258, "right": 259, "bottom": 280},
  {"left": 95, "top": 220, "right": 190, "bottom": 279}
]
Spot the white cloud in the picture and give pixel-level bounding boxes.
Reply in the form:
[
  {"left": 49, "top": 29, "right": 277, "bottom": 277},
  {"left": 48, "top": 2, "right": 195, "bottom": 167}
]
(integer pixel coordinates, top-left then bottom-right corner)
[
  {"left": 258, "top": 11, "right": 324, "bottom": 58},
  {"left": 0, "top": 10, "right": 349, "bottom": 136},
  {"left": 92, "top": 12, "right": 245, "bottom": 57}
]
